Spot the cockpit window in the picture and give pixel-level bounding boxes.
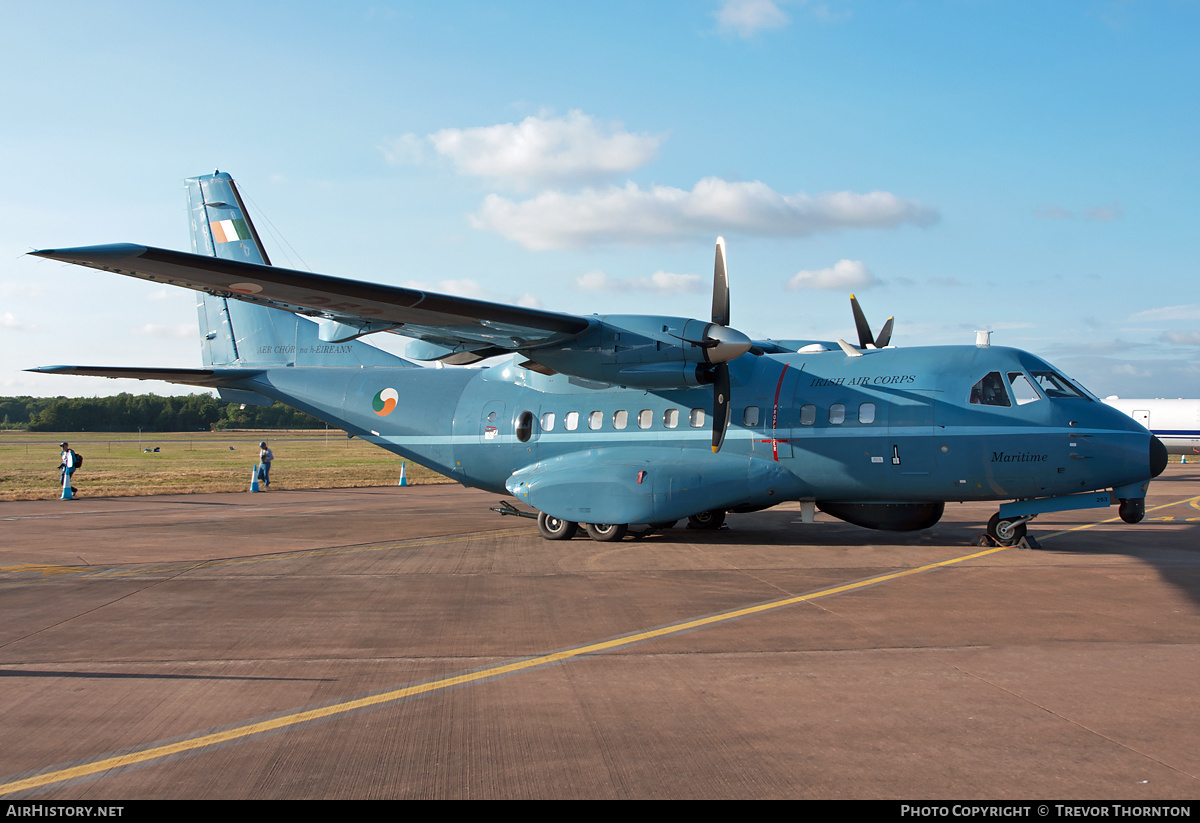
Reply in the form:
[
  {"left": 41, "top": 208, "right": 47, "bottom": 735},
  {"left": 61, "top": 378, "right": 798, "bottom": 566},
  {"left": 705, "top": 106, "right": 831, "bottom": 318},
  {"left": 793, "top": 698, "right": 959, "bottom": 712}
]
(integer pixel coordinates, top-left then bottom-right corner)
[
  {"left": 1030, "top": 370, "right": 1087, "bottom": 399},
  {"left": 969, "top": 371, "right": 1010, "bottom": 407},
  {"left": 1007, "top": 372, "right": 1041, "bottom": 405}
]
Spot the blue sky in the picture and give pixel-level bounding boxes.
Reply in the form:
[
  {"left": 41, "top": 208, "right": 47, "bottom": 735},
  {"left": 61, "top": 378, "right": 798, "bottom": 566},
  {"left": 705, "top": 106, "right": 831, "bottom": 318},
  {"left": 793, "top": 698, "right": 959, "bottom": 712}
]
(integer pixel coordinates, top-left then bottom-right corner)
[{"left": 2, "top": 0, "right": 1196, "bottom": 400}]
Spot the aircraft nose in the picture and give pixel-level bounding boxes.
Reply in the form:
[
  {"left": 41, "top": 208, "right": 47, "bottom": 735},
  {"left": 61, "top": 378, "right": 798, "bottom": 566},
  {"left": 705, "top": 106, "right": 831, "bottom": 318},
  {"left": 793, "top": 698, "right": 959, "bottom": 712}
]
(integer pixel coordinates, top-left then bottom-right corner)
[{"left": 1150, "top": 436, "right": 1168, "bottom": 478}]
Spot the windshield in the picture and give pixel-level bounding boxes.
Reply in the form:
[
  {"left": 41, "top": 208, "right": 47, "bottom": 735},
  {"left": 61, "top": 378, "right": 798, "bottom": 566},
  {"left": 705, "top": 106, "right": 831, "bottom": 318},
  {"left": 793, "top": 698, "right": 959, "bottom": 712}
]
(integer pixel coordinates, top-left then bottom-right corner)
[{"left": 1030, "top": 370, "right": 1088, "bottom": 399}]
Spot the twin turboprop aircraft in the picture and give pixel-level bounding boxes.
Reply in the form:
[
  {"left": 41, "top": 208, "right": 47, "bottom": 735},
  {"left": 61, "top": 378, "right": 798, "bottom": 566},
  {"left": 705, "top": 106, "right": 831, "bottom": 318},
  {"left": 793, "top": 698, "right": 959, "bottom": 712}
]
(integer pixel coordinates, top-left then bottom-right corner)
[{"left": 30, "top": 172, "right": 1168, "bottom": 545}]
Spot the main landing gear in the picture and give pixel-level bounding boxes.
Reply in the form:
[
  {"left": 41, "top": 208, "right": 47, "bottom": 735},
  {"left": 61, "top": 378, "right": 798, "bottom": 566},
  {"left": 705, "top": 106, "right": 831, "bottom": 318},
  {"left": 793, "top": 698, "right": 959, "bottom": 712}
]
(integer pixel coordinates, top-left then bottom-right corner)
[
  {"left": 537, "top": 511, "right": 578, "bottom": 540},
  {"left": 495, "top": 501, "right": 730, "bottom": 542}
]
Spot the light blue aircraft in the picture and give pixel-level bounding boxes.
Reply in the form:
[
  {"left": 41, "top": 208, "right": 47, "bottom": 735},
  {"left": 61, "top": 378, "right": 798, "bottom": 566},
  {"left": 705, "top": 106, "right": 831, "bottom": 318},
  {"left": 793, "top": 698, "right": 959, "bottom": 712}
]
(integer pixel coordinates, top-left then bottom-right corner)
[{"left": 30, "top": 172, "right": 1168, "bottom": 546}]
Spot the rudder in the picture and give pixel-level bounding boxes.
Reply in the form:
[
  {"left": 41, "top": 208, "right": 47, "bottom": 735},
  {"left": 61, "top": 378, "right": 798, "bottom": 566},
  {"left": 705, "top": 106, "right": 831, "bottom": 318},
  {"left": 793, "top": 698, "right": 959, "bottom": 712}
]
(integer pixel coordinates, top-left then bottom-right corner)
[{"left": 187, "top": 172, "right": 411, "bottom": 370}]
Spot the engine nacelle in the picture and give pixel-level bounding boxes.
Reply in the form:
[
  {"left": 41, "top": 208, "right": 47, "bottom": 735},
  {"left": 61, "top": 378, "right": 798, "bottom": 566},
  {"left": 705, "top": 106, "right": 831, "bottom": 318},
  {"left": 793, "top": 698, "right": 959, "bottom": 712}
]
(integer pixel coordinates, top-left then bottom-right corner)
[{"left": 524, "top": 314, "right": 748, "bottom": 389}]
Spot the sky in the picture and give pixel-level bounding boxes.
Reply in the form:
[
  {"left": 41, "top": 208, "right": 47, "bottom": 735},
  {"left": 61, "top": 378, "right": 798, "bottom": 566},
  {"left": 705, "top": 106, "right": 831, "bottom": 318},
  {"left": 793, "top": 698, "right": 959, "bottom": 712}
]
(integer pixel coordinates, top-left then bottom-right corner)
[{"left": 1, "top": 0, "right": 1197, "bottom": 400}]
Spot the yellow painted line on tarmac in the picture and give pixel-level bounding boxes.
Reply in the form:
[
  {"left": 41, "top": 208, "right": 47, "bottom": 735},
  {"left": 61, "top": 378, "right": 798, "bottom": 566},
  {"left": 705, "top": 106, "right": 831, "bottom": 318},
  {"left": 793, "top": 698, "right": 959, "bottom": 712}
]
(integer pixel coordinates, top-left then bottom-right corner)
[
  {"left": 0, "top": 542, "right": 1008, "bottom": 796},
  {"left": 1038, "top": 494, "right": 1200, "bottom": 540},
  {"left": 4, "top": 492, "right": 1198, "bottom": 796}
]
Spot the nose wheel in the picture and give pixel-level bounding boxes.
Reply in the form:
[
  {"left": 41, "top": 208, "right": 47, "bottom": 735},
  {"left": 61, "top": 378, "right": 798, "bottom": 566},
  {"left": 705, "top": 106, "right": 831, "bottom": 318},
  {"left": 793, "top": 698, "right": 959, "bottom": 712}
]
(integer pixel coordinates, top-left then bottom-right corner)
[{"left": 986, "top": 513, "right": 1028, "bottom": 547}]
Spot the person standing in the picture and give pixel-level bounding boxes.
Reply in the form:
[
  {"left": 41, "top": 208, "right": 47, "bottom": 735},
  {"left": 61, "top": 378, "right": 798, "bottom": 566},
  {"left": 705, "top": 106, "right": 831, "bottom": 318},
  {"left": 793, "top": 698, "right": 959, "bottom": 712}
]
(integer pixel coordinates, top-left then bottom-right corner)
[
  {"left": 59, "top": 442, "right": 78, "bottom": 496},
  {"left": 258, "top": 441, "right": 274, "bottom": 489}
]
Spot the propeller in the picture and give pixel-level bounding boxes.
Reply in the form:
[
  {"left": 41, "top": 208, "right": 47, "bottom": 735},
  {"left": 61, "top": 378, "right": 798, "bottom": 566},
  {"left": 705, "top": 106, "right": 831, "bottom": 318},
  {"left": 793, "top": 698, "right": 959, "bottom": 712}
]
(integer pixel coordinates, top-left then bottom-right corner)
[
  {"left": 707, "top": 237, "right": 747, "bottom": 453},
  {"left": 850, "top": 294, "right": 893, "bottom": 349},
  {"left": 669, "top": 237, "right": 756, "bottom": 452}
]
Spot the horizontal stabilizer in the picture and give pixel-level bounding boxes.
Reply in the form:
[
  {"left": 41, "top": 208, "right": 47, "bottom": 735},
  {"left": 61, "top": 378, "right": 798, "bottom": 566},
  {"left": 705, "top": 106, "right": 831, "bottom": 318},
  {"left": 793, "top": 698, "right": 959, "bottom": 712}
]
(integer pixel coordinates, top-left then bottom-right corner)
[{"left": 26, "top": 365, "right": 263, "bottom": 387}]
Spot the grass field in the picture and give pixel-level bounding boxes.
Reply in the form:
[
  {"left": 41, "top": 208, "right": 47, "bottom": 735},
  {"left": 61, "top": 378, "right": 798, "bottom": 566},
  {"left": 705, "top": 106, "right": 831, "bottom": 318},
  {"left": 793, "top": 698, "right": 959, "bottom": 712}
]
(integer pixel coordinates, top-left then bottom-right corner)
[{"left": 0, "top": 430, "right": 450, "bottom": 501}]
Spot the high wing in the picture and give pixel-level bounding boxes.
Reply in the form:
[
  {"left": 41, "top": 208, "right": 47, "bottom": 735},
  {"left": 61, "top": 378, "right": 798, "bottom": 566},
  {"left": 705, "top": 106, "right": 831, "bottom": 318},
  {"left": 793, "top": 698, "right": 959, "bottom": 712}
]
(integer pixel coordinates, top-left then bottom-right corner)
[{"left": 30, "top": 244, "right": 592, "bottom": 363}]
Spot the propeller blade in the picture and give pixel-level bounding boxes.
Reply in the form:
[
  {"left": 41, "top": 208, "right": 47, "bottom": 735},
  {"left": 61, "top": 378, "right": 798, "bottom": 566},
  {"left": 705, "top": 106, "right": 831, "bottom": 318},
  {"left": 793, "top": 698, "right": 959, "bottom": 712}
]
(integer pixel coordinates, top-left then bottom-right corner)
[
  {"left": 712, "top": 236, "right": 729, "bottom": 327},
  {"left": 711, "top": 363, "right": 730, "bottom": 453},
  {"left": 850, "top": 294, "right": 874, "bottom": 349},
  {"left": 875, "top": 316, "right": 894, "bottom": 348}
]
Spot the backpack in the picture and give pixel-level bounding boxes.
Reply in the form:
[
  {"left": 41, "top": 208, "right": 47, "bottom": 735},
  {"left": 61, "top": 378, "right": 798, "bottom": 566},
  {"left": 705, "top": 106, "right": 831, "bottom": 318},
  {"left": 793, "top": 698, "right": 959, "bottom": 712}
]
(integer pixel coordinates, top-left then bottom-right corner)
[{"left": 70, "top": 450, "right": 83, "bottom": 469}]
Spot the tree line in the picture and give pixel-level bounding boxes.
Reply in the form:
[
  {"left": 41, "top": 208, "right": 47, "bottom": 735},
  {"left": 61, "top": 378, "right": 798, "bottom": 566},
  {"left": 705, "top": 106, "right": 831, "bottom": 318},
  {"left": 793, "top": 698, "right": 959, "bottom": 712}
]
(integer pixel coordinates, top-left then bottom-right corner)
[{"left": 0, "top": 394, "right": 326, "bottom": 432}]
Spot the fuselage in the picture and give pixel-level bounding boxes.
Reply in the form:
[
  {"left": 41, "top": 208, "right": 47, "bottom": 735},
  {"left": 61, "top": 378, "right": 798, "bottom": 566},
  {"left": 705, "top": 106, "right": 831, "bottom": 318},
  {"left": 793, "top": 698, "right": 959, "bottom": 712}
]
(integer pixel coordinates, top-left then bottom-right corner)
[
  {"left": 235, "top": 344, "right": 1158, "bottom": 524},
  {"left": 1102, "top": 397, "right": 1200, "bottom": 455}
]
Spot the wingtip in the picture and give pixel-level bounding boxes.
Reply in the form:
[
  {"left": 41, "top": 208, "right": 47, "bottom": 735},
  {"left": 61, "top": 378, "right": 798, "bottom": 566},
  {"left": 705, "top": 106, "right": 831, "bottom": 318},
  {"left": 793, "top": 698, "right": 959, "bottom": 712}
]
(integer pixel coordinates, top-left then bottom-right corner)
[{"left": 28, "top": 243, "right": 148, "bottom": 262}]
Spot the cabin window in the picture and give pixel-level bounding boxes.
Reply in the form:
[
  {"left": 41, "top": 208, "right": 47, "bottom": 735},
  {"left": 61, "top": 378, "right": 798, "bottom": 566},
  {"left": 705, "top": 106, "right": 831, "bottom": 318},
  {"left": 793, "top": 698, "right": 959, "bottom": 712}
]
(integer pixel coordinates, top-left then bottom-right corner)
[
  {"left": 859, "top": 402, "right": 876, "bottom": 424},
  {"left": 515, "top": 411, "right": 534, "bottom": 443},
  {"left": 565, "top": 411, "right": 579, "bottom": 431},
  {"left": 541, "top": 412, "right": 555, "bottom": 432},
  {"left": 613, "top": 410, "right": 628, "bottom": 430},
  {"left": 487, "top": 411, "right": 498, "bottom": 422},
  {"left": 969, "top": 372, "right": 1010, "bottom": 407},
  {"left": 799, "top": 404, "right": 816, "bottom": 426},
  {"left": 589, "top": 411, "right": 603, "bottom": 430},
  {"left": 743, "top": 406, "right": 760, "bottom": 427},
  {"left": 664, "top": 408, "right": 679, "bottom": 428},
  {"left": 638, "top": 409, "right": 653, "bottom": 429},
  {"left": 829, "top": 404, "right": 846, "bottom": 424},
  {"left": 1007, "top": 373, "right": 1041, "bottom": 405},
  {"left": 690, "top": 408, "right": 705, "bottom": 427},
  {"left": 1030, "top": 370, "right": 1087, "bottom": 399}
]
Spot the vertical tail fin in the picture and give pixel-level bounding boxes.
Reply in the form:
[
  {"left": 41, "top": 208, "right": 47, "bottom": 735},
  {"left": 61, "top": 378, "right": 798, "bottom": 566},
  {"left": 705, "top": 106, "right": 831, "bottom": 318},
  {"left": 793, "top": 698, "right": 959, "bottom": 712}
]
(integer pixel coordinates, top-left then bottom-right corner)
[{"left": 187, "top": 172, "right": 411, "bottom": 369}]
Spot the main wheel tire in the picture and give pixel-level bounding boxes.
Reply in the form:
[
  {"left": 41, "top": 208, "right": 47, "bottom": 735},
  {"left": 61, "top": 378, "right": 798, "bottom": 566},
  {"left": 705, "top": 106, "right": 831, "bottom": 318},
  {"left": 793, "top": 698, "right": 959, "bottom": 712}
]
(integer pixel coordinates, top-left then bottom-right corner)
[
  {"left": 687, "top": 510, "right": 726, "bottom": 530},
  {"left": 537, "top": 512, "right": 578, "bottom": 540},
  {"left": 584, "top": 522, "right": 628, "bottom": 542},
  {"left": 987, "top": 512, "right": 1026, "bottom": 547}
]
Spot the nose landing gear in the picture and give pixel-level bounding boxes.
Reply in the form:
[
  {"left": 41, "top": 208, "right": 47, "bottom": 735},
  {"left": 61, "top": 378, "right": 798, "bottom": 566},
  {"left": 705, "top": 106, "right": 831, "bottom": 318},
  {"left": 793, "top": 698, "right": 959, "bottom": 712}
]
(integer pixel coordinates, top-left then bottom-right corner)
[
  {"left": 1118, "top": 498, "right": 1145, "bottom": 524},
  {"left": 985, "top": 512, "right": 1034, "bottom": 547}
]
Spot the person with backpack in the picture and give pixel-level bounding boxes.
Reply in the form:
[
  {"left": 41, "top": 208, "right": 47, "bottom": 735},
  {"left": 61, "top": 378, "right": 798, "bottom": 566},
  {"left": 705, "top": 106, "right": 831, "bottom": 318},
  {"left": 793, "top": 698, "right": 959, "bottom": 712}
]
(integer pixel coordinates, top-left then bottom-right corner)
[
  {"left": 258, "top": 441, "right": 273, "bottom": 489},
  {"left": 59, "top": 442, "right": 80, "bottom": 497}
]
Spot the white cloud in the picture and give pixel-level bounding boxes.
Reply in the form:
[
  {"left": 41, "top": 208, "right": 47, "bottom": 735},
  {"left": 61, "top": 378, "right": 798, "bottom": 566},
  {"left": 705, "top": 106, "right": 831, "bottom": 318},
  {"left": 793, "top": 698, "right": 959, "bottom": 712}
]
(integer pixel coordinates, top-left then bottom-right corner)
[
  {"left": 403, "top": 278, "right": 488, "bottom": 300},
  {"left": 1, "top": 311, "right": 35, "bottom": 331},
  {"left": 383, "top": 110, "right": 664, "bottom": 189},
  {"left": 575, "top": 269, "right": 704, "bottom": 296},
  {"left": 0, "top": 284, "right": 44, "bottom": 299},
  {"left": 1113, "top": 363, "right": 1151, "bottom": 378},
  {"left": 473, "top": 177, "right": 937, "bottom": 249},
  {"left": 715, "top": 0, "right": 789, "bottom": 37},
  {"left": 136, "top": 323, "right": 193, "bottom": 339},
  {"left": 1083, "top": 201, "right": 1123, "bottom": 222},
  {"left": 1130, "top": 304, "right": 1200, "bottom": 321},
  {"left": 1161, "top": 331, "right": 1200, "bottom": 346},
  {"left": 787, "top": 259, "right": 878, "bottom": 291},
  {"left": 378, "top": 133, "right": 429, "bottom": 166},
  {"left": 1034, "top": 206, "right": 1073, "bottom": 220},
  {"left": 404, "top": 278, "right": 546, "bottom": 309}
]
